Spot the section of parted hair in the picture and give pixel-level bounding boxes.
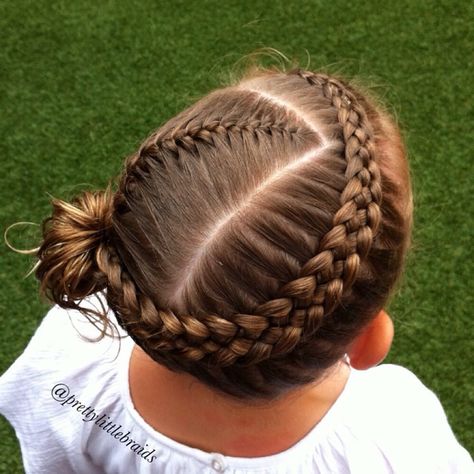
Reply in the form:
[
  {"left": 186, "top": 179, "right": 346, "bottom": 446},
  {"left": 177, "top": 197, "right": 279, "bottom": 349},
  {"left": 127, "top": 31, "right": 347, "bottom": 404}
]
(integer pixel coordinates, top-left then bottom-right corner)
[
  {"left": 101, "top": 68, "right": 409, "bottom": 400},
  {"left": 36, "top": 67, "right": 411, "bottom": 401}
]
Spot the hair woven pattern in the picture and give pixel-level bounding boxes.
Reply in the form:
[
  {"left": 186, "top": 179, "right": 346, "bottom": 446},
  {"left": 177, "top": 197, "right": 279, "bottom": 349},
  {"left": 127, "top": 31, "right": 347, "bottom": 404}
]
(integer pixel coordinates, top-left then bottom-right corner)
[{"left": 106, "top": 69, "right": 383, "bottom": 369}]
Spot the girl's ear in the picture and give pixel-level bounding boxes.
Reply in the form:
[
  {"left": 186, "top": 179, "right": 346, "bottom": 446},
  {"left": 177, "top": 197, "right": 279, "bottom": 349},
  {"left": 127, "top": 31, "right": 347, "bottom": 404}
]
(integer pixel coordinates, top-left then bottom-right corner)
[{"left": 347, "top": 310, "right": 394, "bottom": 370}]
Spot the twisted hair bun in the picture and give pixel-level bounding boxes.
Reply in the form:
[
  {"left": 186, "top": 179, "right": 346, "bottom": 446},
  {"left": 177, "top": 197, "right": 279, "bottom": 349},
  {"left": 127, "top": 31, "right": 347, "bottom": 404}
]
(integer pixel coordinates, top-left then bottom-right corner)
[
  {"left": 36, "top": 188, "right": 114, "bottom": 317},
  {"left": 34, "top": 65, "right": 412, "bottom": 401}
]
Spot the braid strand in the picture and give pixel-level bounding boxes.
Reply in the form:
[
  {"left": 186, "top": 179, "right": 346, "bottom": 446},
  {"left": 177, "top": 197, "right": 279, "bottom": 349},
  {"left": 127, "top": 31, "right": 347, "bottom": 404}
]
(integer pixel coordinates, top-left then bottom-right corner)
[{"left": 109, "top": 72, "right": 383, "bottom": 368}]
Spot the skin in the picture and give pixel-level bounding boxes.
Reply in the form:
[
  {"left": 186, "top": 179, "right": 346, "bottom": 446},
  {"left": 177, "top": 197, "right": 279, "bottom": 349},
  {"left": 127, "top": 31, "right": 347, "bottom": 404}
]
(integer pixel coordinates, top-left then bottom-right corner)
[
  {"left": 127, "top": 111, "right": 409, "bottom": 457},
  {"left": 128, "top": 309, "right": 394, "bottom": 457}
]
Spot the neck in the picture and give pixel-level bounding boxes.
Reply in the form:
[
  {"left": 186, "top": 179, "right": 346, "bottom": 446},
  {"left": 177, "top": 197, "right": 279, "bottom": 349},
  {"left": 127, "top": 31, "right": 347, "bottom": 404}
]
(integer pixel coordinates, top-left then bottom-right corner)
[{"left": 129, "top": 345, "right": 351, "bottom": 456}]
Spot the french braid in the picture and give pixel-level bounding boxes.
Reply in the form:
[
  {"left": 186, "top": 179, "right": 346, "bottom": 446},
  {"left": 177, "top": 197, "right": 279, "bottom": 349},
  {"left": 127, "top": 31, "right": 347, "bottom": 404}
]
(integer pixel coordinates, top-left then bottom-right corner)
[
  {"left": 121, "top": 117, "right": 299, "bottom": 194},
  {"left": 106, "top": 69, "right": 382, "bottom": 370}
]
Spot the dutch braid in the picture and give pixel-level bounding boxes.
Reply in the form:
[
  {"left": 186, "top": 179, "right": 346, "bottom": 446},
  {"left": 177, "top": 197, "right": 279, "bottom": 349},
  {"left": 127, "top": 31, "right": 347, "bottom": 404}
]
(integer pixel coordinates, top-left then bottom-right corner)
[{"left": 107, "top": 69, "right": 383, "bottom": 369}]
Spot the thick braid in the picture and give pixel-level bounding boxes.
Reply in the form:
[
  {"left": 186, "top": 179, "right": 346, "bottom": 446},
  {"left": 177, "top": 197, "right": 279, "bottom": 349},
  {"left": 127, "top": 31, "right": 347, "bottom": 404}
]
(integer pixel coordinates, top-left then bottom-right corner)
[
  {"left": 113, "top": 117, "right": 312, "bottom": 367},
  {"left": 101, "top": 239, "right": 299, "bottom": 367},
  {"left": 287, "top": 69, "right": 383, "bottom": 329},
  {"left": 110, "top": 76, "right": 382, "bottom": 368}
]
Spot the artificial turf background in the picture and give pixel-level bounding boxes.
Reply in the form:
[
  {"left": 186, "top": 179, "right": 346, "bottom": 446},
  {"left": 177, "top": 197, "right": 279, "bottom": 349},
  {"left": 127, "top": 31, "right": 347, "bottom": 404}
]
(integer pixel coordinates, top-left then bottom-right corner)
[{"left": 1, "top": 0, "right": 473, "bottom": 471}]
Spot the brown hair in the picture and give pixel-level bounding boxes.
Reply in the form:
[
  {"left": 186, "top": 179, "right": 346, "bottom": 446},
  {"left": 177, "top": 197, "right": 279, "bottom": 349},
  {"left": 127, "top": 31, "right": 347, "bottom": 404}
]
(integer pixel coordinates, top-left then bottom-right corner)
[{"left": 34, "top": 62, "right": 412, "bottom": 401}]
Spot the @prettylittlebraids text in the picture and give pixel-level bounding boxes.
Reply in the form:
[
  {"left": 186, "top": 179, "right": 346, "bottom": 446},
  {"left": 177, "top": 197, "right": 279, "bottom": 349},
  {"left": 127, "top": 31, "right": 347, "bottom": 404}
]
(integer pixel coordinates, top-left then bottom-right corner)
[{"left": 51, "top": 383, "right": 157, "bottom": 463}]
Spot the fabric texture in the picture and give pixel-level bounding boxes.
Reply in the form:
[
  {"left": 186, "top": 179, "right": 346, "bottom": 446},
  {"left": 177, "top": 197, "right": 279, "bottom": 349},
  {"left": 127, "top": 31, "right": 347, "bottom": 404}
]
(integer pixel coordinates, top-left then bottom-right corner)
[{"left": 0, "top": 294, "right": 472, "bottom": 474}]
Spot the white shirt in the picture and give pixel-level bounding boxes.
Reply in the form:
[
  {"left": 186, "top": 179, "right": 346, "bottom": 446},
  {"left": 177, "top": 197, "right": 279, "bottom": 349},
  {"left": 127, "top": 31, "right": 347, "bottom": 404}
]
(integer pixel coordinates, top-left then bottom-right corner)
[{"left": 0, "top": 295, "right": 472, "bottom": 473}]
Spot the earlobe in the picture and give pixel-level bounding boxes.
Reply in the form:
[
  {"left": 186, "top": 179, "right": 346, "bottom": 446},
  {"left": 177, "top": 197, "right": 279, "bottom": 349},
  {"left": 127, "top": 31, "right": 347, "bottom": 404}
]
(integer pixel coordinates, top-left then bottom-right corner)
[{"left": 347, "top": 310, "right": 394, "bottom": 370}]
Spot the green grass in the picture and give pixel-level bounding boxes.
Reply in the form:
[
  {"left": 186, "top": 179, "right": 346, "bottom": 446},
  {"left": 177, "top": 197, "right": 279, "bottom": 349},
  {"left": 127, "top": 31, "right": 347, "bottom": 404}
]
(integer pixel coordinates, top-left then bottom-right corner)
[{"left": 1, "top": 0, "right": 473, "bottom": 471}]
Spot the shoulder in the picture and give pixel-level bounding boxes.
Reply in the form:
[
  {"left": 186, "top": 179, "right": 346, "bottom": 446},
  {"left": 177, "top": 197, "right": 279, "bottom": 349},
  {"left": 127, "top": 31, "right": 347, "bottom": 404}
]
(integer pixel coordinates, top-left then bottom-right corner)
[
  {"left": 350, "top": 363, "right": 436, "bottom": 407},
  {"left": 346, "top": 363, "right": 453, "bottom": 434},
  {"left": 2, "top": 293, "right": 126, "bottom": 365},
  {"left": 0, "top": 293, "right": 128, "bottom": 422},
  {"left": 340, "top": 364, "right": 474, "bottom": 472},
  {"left": 0, "top": 294, "right": 132, "bottom": 472}
]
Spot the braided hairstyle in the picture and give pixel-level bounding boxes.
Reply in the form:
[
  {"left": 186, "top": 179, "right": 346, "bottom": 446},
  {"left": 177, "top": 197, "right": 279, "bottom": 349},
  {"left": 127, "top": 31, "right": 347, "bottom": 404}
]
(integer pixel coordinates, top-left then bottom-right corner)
[{"left": 35, "top": 65, "right": 412, "bottom": 401}]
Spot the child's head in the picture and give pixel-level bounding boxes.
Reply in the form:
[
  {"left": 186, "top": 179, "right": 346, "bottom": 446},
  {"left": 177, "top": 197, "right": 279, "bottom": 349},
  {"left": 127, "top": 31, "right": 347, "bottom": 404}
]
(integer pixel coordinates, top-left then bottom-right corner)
[{"left": 34, "top": 63, "right": 413, "bottom": 402}]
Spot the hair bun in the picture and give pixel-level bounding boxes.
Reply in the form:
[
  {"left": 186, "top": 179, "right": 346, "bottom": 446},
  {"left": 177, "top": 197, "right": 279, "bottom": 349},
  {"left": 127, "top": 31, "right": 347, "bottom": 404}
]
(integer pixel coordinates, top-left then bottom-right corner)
[{"left": 35, "top": 188, "right": 114, "bottom": 309}]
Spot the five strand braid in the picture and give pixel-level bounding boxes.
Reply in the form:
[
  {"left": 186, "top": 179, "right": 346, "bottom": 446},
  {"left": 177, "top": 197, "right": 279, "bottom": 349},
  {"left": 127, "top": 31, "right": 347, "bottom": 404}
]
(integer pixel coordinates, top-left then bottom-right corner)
[{"left": 109, "top": 70, "right": 382, "bottom": 368}]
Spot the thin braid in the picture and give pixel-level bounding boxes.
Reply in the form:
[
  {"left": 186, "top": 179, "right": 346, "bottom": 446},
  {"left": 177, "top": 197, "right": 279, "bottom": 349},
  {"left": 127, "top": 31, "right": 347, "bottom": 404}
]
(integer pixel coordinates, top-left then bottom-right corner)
[
  {"left": 121, "top": 118, "right": 299, "bottom": 193},
  {"left": 110, "top": 77, "right": 383, "bottom": 368}
]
